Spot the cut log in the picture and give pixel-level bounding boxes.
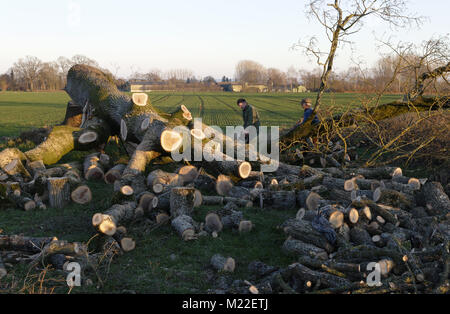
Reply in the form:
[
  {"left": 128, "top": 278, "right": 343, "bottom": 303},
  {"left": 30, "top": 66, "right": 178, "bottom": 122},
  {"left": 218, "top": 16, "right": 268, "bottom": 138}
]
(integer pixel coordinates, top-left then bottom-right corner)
[
  {"left": 70, "top": 185, "right": 92, "bottom": 205},
  {"left": 306, "top": 192, "right": 322, "bottom": 211},
  {"left": 8, "top": 192, "right": 36, "bottom": 211},
  {"left": 210, "top": 254, "right": 235, "bottom": 272},
  {"left": 83, "top": 153, "right": 104, "bottom": 181},
  {"left": 24, "top": 126, "right": 97, "bottom": 165},
  {"left": 353, "top": 199, "right": 398, "bottom": 225},
  {"left": 282, "top": 238, "right": 328, "bottom": 260},
  {"left": 177, "top": 165, "right": 198, "bottom": 184},
  {"left": 77, "top": 118, "right": 110, "bottom": 147},
  {"left": 322, "top": 176, "right": 346, "bottom": 190},
  {"left": 138, "top": 192, "right": 158, "bottom": 212},
  {"left": 205, "top": 212, "right": 223, "bottom": 234},
  {"left": 92, "top": 202, "right": 138, "bottom": 236},
  {"left": 216, "top": 174, "right": 233, "bottom": 196},
  {"left": 0, "top": 148, "right": 27, "bottom": 170},
  {"left": 350, "top": 227, "right": 374, "bottom": 246},
  {"left": 288, "top": 263, "right": 351, "bottom": 289},
  {"left": 171, "top": 214, "right": 196, "bottom": 241},
  {"left": 238, "top": 220, "right": 253, "bottom": 234},
  {"left": 221, "top": 210, "right": 244, "bottom": 229},
  {"left": 344, "top": 167, "right": 402, "bottom": 180},
  {"left": 373, "top": 188, "right": 413, "bottom": 209},
  {"left": 193, "top": 168, "right": 216, "bottom": 191},
  {"left": 262, "top": 190, "right": 296, "bottom": 210},
  {"left": 201, "top": 195, "right": 252, "bottom": 208},
  {"left": 132, "top": 93, "right": 148, "bottom": 107},
  {"left": 160, "top": 129, "right": 183, "bottom": 152},
  {"left": 47, "top": 177, "right": 70, "bottom": 209},
  {"left": 104, "top": 164, "right": 126, "bottom": 184},
  {"left": 4, "top": 159, "right": 31, "bottom": 178},
  {"left": 282, "top": 218, "right": 334, "bottom": 253},
  {"left": 418, "top": 182, "right": 450, "bottom": 215},
  {"left": 146, "top": 169, "right": 183, "bottom": 193},
  {"left": 169, "top": 187, "right": 195, "bottom": 218},
  {"left": 193, "top": 189, "right": 202, "bottom": 207}
]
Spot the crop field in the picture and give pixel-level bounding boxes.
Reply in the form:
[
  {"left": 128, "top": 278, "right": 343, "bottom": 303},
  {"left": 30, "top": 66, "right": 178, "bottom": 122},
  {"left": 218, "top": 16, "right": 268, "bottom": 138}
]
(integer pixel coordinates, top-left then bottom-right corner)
[{"left": 0, "top": 91, "right": 402, "bottom": 138}]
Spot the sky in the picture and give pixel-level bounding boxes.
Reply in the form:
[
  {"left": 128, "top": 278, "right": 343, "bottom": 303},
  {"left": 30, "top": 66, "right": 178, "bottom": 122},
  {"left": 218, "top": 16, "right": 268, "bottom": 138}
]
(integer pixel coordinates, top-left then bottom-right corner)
[{"left": 0, "top": 0, "right": 449, "bottom": 79}]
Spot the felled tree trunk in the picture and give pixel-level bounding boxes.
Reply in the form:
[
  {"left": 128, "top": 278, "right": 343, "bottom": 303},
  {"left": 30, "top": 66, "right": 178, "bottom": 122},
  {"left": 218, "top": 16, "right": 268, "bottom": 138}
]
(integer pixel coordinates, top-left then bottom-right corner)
[{"left": 24, "top": 126, "right": 94, "bottom": 165}]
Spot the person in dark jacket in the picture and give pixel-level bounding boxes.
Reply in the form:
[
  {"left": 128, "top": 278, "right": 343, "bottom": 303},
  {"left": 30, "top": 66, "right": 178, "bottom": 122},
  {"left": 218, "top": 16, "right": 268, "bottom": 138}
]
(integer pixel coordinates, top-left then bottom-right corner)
[
  {"left": 298, "top": 98, "right": 319, "bottom": 125},
  {"left": 237, "top": 98, "right": 260, "bottom": 142}
]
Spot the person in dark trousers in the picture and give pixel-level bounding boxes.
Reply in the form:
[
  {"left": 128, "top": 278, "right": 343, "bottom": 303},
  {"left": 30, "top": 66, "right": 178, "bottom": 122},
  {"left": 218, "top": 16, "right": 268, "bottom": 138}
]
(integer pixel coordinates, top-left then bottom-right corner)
[
  {"left": 298, "top": 98, "right": 320, "bottom": 147},
  {"left": 298, "top": 98, "right": 319, "bottom": 125},
  {"left": 237, "top": 98, "right": 260, "bottom": 143}
]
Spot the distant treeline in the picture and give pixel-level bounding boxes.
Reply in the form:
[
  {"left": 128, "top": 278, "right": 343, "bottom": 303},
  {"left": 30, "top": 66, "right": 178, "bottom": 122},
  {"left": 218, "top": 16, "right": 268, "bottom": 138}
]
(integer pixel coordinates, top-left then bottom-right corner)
[{"left": 0, "top": 55, "right": 448, "bottom": 94}]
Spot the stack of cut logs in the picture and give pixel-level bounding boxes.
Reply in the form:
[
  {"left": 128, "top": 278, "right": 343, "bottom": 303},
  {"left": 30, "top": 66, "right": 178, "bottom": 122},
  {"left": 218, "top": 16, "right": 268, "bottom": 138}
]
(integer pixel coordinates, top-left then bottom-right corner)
[{"left": 219, "top": 165, "right": 449, "bottom": 294}]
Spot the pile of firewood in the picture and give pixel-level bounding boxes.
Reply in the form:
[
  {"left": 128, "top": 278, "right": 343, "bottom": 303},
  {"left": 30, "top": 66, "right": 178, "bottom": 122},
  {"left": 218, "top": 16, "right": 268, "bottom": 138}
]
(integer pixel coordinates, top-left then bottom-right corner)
[{"left": 217, "top": 165, "right": 450, "bottom": 294}]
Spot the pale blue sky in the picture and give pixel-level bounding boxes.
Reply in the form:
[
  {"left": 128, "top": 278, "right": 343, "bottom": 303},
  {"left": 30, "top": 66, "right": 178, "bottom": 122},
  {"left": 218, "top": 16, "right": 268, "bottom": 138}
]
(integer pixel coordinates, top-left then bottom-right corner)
[{"left": 0, "top": 0, "right": 449, "bottom": 79}]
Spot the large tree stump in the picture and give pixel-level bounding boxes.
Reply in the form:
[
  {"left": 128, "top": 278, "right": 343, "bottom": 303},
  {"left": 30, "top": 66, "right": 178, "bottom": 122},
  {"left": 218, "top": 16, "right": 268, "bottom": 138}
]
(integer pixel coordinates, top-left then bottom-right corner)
[{"left": 47, "top": 177, "right": 70, "bottom": 209}]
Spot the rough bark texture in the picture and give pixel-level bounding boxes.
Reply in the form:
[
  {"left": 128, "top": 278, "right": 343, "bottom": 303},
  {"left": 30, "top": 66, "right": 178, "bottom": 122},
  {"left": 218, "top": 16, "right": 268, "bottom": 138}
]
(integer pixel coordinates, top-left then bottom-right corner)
[
  {"left": 47, "top": 177, "right": 70, "bottom": 209},
  {"left": 169, "top": 187, "right": 195, "bottom": 218}
]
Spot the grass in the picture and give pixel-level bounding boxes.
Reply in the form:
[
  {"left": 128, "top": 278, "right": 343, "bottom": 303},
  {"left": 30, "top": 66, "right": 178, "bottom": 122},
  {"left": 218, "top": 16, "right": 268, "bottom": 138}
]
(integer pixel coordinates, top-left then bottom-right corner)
[
  {"left": 0, "top": 91, "right": 402, "bottom": 138},
  {"left": 0, "top": 90, "right": 404, "bottom": 293}
]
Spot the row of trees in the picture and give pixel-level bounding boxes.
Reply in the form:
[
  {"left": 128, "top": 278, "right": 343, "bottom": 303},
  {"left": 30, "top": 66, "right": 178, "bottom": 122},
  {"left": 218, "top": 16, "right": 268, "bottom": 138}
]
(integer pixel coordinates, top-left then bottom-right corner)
[
  {"left": 0, "top": 55, "right": 101, "bottom": 92},
  {"left": 1, "top": 50, "right": 448, "bottom": 94}
]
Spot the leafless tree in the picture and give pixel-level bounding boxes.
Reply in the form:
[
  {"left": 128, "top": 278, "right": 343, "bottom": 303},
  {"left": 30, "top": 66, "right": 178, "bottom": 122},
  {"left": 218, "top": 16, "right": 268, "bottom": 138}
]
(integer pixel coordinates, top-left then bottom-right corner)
[
  {"left": 235, "top": 60, "right": 267, "bottom": 84},
  {"left": 299, "top": 0, "right": 424, "bottom": 112},
  {"left": 144, "top": 69, "right": 163, "bottom": 82},
  {"left": 12, "top": 56, "right": 43, "bottom": 91},
  {"left": 71, "top": 54, "right": 99, "bottom": 67},
  {"left": 267, "top": 68, "right": 287, "bottom": 90}
]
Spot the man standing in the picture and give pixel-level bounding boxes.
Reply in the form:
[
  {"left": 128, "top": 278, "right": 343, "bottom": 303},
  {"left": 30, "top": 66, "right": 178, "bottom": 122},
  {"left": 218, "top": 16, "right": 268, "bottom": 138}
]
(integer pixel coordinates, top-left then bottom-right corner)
[
  {"left": 237, "top": 98, "right": 260, "bottom": 142},
  {"left": 298, "top": 98, "right": 319, "bottom": 125}
]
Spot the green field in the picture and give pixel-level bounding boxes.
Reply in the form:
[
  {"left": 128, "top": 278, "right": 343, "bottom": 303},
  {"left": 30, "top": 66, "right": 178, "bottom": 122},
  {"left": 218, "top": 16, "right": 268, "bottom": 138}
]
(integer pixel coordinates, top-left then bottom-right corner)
[{"left": 0, "top": 91, "right": 402, "bottom": 138}]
